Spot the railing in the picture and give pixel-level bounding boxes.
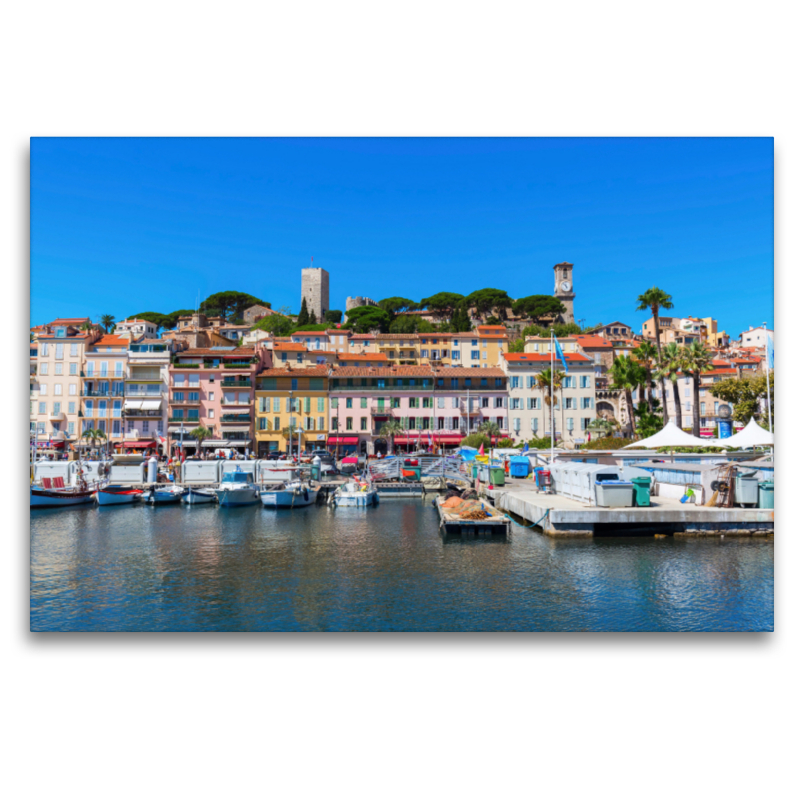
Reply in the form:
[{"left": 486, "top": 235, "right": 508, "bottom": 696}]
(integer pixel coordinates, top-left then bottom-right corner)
[
  {"left": 82, "top": 389, "right": 126, "bottom": 397},
  {"left": 125, "top": 390, "right": 163, "bottom": 397},
  {"left": 82, "top": 372, "right": 126, "bottom": 379},
  {"left": 123, "top": 409, "right": 162, "bottom": 418},
  {"left": 171, "top": 398, "right": 201, "bottom": 405},
  {"left": 221, "top": 378, "right": 252, "bottom": 387},
  {"left": 169, "top": 416, "right": 200, "bottom": 423},
  {"left": 223, "top": 363, "right": 255, "bottom": 370},
  {"left": 221, "top": 414, "right": 251, "bottom": 422}
]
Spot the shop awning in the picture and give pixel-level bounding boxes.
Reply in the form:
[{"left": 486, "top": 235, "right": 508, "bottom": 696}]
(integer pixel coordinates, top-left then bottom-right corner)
[
  {"left": 124, "top": 400, "right": 143, "bottom": 410},
  {"left": 388, "top": 434, "right": 464, "bottom": 445},
  {"left": 140, "top": 400, "right": 162, "bottom": 410},
  {"left": 327, "top": 436, "right": 359, "bottom": 445},
  {"left": 220, "top": 426, "right": 251, "bottom": 433},
  {"left": 117, "top": 439, "right": 157, "bottom": 448}
]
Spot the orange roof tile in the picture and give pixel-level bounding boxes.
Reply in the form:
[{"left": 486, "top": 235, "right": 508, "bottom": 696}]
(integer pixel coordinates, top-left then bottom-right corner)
[
  {"left": 257, "top": 366, "right": 329, "bottom": 378},
  {"left": 274, "top": 342, "right": 307, "bottom": 351},
  {"left": 575, "top": 335, "right": 613, "bottom": 349},
  {"left": 91, "top": 335, "right": 129, "bottom": 347}
]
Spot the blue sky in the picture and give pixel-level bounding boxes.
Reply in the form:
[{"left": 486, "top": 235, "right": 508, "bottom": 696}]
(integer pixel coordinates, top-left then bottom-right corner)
[{"left": 31, "top": 138, "right": 773, "bottom": 336}]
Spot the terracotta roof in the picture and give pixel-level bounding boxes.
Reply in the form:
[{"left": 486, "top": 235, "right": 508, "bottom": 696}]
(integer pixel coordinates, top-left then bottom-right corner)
[
  {"left": 327, "top": 329, "right": 351, "bottom": 335},
  {"left": 432, "top": 367, "right": 506, "bottom": 377},
  {"left": 476, "top": 326, "right": 507, "bottom": 334},
  {"left": 178, "top": 347, "right": 256, "bottom": 357},
  {"left": 503, "top": 352, "right": 591, "bottom": 363},
  {"left": 337, "top": 353, "right": 388, "bottom": 361},
  {"left": 91, "top": 335, "right": 129, "bottom": 347},
  {"left": 331, "top": 366, "right": 434, "bottom": 377},
  {"left": 50, "top": 318, "right": 91, "bottom": 326},
  {"left": 703, "top": 368, "right": 737, "bottom": 376},
  {"left": 257, "top": 366, "right": 329, "bottom": 378},
  {"left": 274, "top": 342, "right": 308, "bottom": 351},
  {"left": 575, "top": 335, "right": 613, "bottom": 349},
  {"left": 349, "top": 334, "right": 375, "bottom": 340}
]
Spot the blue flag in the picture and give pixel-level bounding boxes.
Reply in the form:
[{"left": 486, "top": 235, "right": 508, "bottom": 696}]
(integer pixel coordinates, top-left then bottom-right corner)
[
  {"left": 553, "top": 335, "right": 569, "bottom": 372},
  {"left": 767, "top": 334, "right": 774, "bottom": 370}
]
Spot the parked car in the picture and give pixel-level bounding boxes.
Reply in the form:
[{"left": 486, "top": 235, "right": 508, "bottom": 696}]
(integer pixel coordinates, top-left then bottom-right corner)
[{"left": 310, "top": 449, "right": 336, "bottom": 465}]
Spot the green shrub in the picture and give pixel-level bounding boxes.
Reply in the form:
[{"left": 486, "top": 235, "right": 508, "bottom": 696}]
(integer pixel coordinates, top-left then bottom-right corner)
[
  {"left": 460, "top": 433, "right": 491, "bottom": 449},
  {"left": 496, "top": 438, "right": 515, "bottom": 448},
  {"left": 580, "top": 436, "right": 638, "bottom": 450}
]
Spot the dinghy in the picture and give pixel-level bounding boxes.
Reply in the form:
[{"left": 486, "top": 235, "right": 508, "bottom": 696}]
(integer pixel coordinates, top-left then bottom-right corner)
[
  {"left": 260, "top": 480, "right": 319, "bottom": 508},
  {"left": 95, "top": 485, "right": 143, "bottom": 506},
  {"left": 182, "top": 487, "right": 217, "bottom": 505},
  {"left": 144, "top": 485, "right": 186, "bottom": 504}
]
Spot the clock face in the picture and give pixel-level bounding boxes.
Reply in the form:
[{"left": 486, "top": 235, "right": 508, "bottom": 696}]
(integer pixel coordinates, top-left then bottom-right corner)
[{"left": 560, "top": 281, "right": 571, "bottom": 292}]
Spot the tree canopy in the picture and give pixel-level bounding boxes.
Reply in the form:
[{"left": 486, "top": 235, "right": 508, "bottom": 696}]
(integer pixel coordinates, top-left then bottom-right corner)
[
  {"left": 388, "top": 314, "right": 437, "bottom": 334},
  {"left": 344, "top": 306, "right": 392, "bottom": 333},
  {"left": 325, "top": 309, "right": 343, "bottom": 324},
  {"left": 297, "top": 298, "right": 310, "bottom": 327},
  {"left": 378, "top": 297, "right": 418, "bottom": 315},
  {"left": 418, "top": 292, "right": 464, "bottom": 322},
  {"left": 712, "top": 373, "right": 774, "bottom": 425},
  {"left": 512, "top": 295, "right": 566, "bottom": 323},
  {"left": 200, "top": 291, "right": 269, "bottom": 321},
  {"left": 252, "top": 314, "right": 294, "bottom": 337},
  {"left": 465, "top": 288, "right": 512, "bottom": 320}
]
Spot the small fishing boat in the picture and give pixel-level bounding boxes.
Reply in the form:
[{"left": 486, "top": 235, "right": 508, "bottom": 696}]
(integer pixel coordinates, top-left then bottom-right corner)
[
  {"left": 95, "top": 485, "right": 143, "bottom": 506},
  {"left": 214, "top": 470, "right": 260, "bottom": 507},
  {"left": 182, "top": 487, "right": 217, "bottom": 504},
  {"left": 331, "top": 478, "right": 379, "bottom": 507},
  {"left": 30, "top": 479, "right": 96, "bottom": 508},
  {"left": 260, "top": 480, "right": 319, "bottom": 508},
  {"left": 144, "top": 485, "right": 186, "bottom": 504}
]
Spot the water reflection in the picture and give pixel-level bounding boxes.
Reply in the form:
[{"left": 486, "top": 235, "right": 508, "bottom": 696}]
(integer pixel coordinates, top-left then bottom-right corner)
[{"left": 30, "top": 501, "right": 773, "bottom": 632}]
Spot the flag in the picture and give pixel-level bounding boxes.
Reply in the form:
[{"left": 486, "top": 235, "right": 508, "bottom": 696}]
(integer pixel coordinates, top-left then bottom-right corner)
[
  {"left": 523, "top": 442, "right": 529, "bottom": 453},
  {"left": 553, "top": 335, "right": 569, "bottom": 372},
  {"left": 478, "top": 443, "right": 484, "bottom": 456},
  {"left": 767, "top": 334, "right": 774, "bottom": 370}
]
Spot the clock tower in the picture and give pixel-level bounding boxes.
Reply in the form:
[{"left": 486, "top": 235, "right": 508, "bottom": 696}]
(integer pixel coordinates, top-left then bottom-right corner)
[{"left": 553, "top": 261, "right": 575, "bottom": 324}]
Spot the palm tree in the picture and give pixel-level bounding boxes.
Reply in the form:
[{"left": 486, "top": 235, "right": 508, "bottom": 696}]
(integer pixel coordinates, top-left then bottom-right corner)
[
  {"left": 631, "top": 340, "right": 658, "bottom": 415},
  {"left": 478, "top": 420, "right": 501, "bottom": 443},
  {"left": 588, "top": 417, "right": 618, "bottom": 438},
  {"left": 80, "top": 322, "right": 93, "bottom": 332},
  {"left": 536, "top": 367, "right": 564, "bottom": 438},
  {"left": 608, "top": 356, "right": 645, "bottom": 436},
  {"left": 379, "top": 419, "right": 404, "bottom": 454},
  {"left": 654, "top": 342, "right": 684, "bottom": 430},
  {"left": 190, "top": 425, "right": 214, "bottom": 459},
  {"left": 81, "top": 427, "right": 107, "bottom": 456},
  {"left": 682, "top": 341, "right": 713, "bottom": 436},
  {"left": 636, "top": 287, "right": 674, "bottom": 409},
  {"left": 100, "top": 314, "right": 115, "bottom": 333}
]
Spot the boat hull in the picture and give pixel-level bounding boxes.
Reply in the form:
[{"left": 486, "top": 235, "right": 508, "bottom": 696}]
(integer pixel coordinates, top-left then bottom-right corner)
[
  {"left": 215, "top": 487, "right": 260, "bottom": 506},
  {"left": 96, "top": 487, "right": 142, "bottom": 506},
  {"left": 182, "top": 488, "right": 217, "bottom": 505},
  {"left": 30, "top": 486, "right": 95, "bottom": 508},
  {"left": 335, "top": 490, "right": 379, "bottom": 507},
  {"left": 260, "top": 488, "right": 319, "bottom": 508},
  {"left": 145, "top": 488, "right": 185, "bottom": 504}
]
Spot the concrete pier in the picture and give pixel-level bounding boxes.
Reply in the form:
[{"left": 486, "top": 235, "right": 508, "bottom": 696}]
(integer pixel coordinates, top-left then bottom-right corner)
[{"left": 483, "top": 478, "right": 773, "bottom": 537}]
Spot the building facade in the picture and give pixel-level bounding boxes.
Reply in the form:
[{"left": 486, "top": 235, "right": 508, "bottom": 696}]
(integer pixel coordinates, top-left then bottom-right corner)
[
  {"left": 81, "top": 335, "right": 130, "bottom": 449},
  {"left": 167, "top": 345, "right": 271, "bottom": 456},
  {"left": 254, "top": 366, "right": 330, "bottom": 456},
  {"left": 502, "top": 351, "right": 595, "bottom": 443},
  {"left": 328, "top": 366, "right": 508, "bottom": 455}
]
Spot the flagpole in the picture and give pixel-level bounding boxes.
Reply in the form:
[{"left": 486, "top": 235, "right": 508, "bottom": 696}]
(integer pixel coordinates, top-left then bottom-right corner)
[
  {"left": 764, "top": 322, "right": 773, "bottom": 435},
  {"left": 550, "top": 330, "right": 554, "bottom": 466}
]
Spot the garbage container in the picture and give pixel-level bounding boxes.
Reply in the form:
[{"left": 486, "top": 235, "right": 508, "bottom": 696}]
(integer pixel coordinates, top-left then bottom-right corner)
[
  {"left": 478, "top": 464, "right": 492, "bottom": 483},
  {"left": 631, "top": 476, "right": 651, "bottom": 507},
  {"left": 509, "top": 457, "right": 530, "bottom": 478},
  {"left": 735, "top": 473, "right": 759, "bottom": 506},
  {"left": 489, "top": 466, "right": 505, "bottom": 487},
  {"left": 472, "top": 462, "right": 478, "bottom": 479},
  {"left": 758, "top": 481, "right": 774, "bottom": 509},
  {"left": 595, "top": 480, "right": 635, "bottom": 508}
]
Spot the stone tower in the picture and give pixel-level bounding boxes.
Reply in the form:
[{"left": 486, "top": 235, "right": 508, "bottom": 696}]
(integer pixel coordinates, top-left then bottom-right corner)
[
  {"left": 553, "top": 262, "right": 575, "bottom": 324},
  {"left": 301, "top": 266, "right": 329, "bottom": 320}
]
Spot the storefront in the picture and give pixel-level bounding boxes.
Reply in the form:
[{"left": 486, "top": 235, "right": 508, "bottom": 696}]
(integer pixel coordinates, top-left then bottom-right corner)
[
  {"left": 391, "top": 433, "right": 464, "bottom": 453},
  {"left": 327, "top": 435, "right": 359, "bottom": 456},
  {"left": 115, "top": 439, "right": 158, "bottom": 455}
]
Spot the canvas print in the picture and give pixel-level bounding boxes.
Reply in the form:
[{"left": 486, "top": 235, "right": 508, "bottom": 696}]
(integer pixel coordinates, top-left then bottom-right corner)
[{"left": 29, "top": 137, "right": 774, "bottom": 632}]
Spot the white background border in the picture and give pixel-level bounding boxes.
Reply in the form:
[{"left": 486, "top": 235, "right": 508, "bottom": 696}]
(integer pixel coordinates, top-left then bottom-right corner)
[{"left": 4, "top": 2, "right": 794, "bottom": 798}]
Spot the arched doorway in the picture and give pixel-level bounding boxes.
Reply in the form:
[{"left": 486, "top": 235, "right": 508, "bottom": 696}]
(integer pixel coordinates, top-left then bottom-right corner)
[
  {"left": 374, "top": 438, "right": 388, "bottom": 456},
  {"left": 596, "top": 401, "right": 616, "bottom": 420},
  {"left": 359, "top": 439, "right": 368, "bottom": 455}
]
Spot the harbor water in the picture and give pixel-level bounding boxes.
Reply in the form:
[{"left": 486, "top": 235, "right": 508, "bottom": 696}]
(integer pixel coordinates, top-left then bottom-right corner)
[{"left": 30, "top": 499, "right": 773, "bottom": 631}]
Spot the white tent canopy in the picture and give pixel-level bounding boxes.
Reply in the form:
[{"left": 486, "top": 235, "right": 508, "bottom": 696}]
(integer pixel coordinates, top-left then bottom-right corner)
[
  {"left": 713, "top": 418, "right": 774, "bottom": 449},
  {"left": 623, "top": 421, "right": 709, "bottom": 449}
]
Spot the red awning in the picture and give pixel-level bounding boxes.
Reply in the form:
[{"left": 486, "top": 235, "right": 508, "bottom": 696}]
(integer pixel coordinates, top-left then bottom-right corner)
[
  {"left": 327, "top": 436, "right": 359, "bottom": 445},
  {"left": 117, "top": 440, "right": 157, "bottom": 448}
]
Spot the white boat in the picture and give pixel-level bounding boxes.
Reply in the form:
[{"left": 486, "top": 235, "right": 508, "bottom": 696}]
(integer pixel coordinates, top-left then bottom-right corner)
[
  {"left": 144, "top": 485, "right": 186, "bottom": 504},
  {"left": 214, "top": 470, "right": 260, "bottom": 506},
  {"left": 95, "top": 485, "right": 143, "bottom": 506},
  {"left": 332, "top": 479, "right": 379, "bottom": 507},
  {"left": 30, "top": 483, "right": 96, "bottom": 508},
  {"left": 260, "top": 480, "right": 319, "bottom": 508},
  {"left": 182, "top": 487, "right": 217, "bottom": 505}
]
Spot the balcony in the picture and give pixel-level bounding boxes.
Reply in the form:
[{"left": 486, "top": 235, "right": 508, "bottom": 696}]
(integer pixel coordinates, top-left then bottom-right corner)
[
  {"left": 125, "top": 390, "right": 163, "bottom": 398},
  {"left": 82, "top": 388, "right": 126, "bottom": 397},
  {"left": 222, "top": 362, "right": 255, "bottom": 370},
  {"left": 123, "top": 409, "right": 163, "bottom": 418},
  {"left": 221, "top": 378, "right": 252, "bottom": 388},
  {"left": 169, "top": 416, "right": 200, "bottom": 424},
  {"left": 369, "top": 403, "right": 395, "bottom": 416},
  {"left": 221, "top": 413, "right": 251, "bottom": 423},
  {"left": 82, "top": 372, "right": 126, "bottom": 380},
  {"left": 170, "top": 398, "right": 201, "bottom": 405},
  {"left": 221, "top": 398, "right": 251, "bottom": 407},
  {"left": 49, "top": 410, "right": 66, "bottom": 422}
]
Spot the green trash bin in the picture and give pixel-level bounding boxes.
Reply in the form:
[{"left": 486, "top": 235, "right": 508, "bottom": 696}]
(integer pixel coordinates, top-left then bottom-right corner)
[
  {"left": 489, "top": 466, "right": 505, "bottom": 486},
  {"left": 631, "top": 476, "right": 651, "bottom": 507},
  {"left": 472, "top": 462, "right": 478, "bottom": 479},
  {"left": 758, "top": 481, "right": 774, "bottom": 509}
]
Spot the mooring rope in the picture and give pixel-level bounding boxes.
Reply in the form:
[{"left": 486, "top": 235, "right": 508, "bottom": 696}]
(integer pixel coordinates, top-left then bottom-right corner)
[{"left": 502, "top": 508, "right": 551, "bottom": 529}]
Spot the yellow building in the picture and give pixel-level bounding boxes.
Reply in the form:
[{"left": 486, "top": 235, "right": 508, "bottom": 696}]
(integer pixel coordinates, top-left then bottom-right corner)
[{"left": 254, "top": 366, "right": 330, "bottom": 456}]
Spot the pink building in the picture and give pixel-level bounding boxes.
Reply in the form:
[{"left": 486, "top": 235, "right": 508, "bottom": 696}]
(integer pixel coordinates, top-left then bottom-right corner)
[
  {"left": 168, "top": 345, "right": 271, "bottom": 457},
  {"left": 328, "top": 366, "right": 508, "bottom": 455}
]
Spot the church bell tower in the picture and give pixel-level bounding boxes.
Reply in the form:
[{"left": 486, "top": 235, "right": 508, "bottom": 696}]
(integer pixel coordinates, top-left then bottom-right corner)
[{"left": 553, "top": 262, "right": 575, "bottom": 324}]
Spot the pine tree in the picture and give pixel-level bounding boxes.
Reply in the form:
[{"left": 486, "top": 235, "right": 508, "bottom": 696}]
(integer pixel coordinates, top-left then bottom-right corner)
[
  {"left": 309, "top": 309, "right": 318, "bottom": 324},
  {"left": 297, "top": 297, "right": 310, "bottom": 326},
  {"left": 451, "top": 303, "right": 472, "bottom": 332}
]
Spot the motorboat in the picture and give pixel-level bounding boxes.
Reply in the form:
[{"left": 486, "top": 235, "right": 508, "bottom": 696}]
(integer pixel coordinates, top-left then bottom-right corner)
[
  {"left": 30, "top": 478, "right": 96, "bottom": 508},
  {"left": 182, "top": 487, "right": 217, "bottom": 505},
  {"left": 95, "top": 485, "right": 143, "bottom": 506},
  {"left": 260, "top": 480, "right": 319, "bottom": 508},
  {"left": 144, "top": 484, "right": 186, "bottom": 504},
  {"left": 214, "top": 470, "right": 260, "bottom": 506},
  {"left": 332, "top": 478, "right": 379, "bottom": 507}
]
